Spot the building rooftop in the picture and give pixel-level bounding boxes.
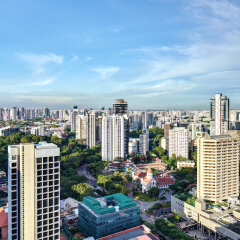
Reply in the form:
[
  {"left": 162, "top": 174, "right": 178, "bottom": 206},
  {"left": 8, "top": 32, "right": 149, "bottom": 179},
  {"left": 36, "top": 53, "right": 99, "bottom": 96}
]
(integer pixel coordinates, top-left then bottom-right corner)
[
  {"left": 97, "top": 225, "right": 158, "bottom": 240},
  {"left": 35, "top": 141, "right": 58, "bottom": 149},
  {"left": 82, "top": 193, "right": 137, "bottom": 216}
]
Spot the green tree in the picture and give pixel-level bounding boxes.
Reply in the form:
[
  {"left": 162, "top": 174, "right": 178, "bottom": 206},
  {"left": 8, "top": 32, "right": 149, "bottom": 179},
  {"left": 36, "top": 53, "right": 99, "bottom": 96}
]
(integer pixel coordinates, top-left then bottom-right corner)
[
  {"left": 148, "top": 187, "right": 159, "bottom": 198},
  {"left": 97, "top": 175, "right": 109, "bottom": 188}
]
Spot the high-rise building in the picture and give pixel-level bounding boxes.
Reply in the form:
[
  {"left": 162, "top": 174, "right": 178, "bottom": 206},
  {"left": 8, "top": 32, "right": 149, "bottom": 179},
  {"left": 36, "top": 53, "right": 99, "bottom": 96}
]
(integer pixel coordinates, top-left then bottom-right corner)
[
  {"left": 164, "top": 123, "right": 172, "bottom": 137},
  {"left": 0, "top": 108, "right": 3, "bottom": 121},
  {"left": 139, "top": 129, "right": 149, "bottom": 156},
  {"left": 210, "top": 93, "right": 229, "bottom": 135},
  {"left": 78, "top": 193, "right": 140, "bottom": 239},
  {"left": 42, "top": 107, "right": 50, "bottom": 119},
  {"left": 196, "top": 133, "right": 239, "bottom": 203},
  {"left": 87, "top": 112, "right": 98, "bottom": 148},
  {"left": 70, "top": 110, "right": 79, "bottom": 132},
  {"left": 76, "top": 112, "right": 99, "bottom": 148},
  {"left": 141, "top": 111, "right": 147, "bottom": 129},
  {"left": 8, "top": 142, "right": 60, "bottom": 240},
  {"left": 76, "top": 115, "right": 88, "bottom": 141},
  {"left": 169, "top": 127, "right": 189, "bottom": 159},
  {"left": 102, "top": 115, "right": 129, "bottom": 161},
  {"left": 10, "top": 107, "right": 17, "bottom": 121},
  {"left": 113, "top": 99, "right": 128, "bottom": 115}
]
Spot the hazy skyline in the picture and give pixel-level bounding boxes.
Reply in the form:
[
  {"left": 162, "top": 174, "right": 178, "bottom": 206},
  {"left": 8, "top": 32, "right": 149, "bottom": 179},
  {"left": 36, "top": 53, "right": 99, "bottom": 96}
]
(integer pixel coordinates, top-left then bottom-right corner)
[{"left": 1, "top": 0, "right": 240, "bottom": 109}]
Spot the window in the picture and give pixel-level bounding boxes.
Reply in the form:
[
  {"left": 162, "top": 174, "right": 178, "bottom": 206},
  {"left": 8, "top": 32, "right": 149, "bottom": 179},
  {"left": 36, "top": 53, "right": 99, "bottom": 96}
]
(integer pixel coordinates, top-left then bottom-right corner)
[
  {"left": 37, "top": 158, "right": 42, "bottom": 164},
  {"left": 37, "top": 201, "right": 43, "bottom": 208}
]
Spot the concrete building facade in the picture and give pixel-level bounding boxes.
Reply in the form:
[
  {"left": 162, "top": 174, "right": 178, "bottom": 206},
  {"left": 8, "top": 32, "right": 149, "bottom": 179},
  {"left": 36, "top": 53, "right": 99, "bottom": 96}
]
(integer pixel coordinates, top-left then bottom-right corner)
[
  {"left": 210, "top": 93, "right": 229, "bottom": 135},
  {"left": 196, "top": 133, "right": 239, "bottom": 203},
  {"left": 169, "top": 127, "right": 189, "bottom": 159},
  {"left": 8, "top": 142, "right": 60, "bottom": 240}
]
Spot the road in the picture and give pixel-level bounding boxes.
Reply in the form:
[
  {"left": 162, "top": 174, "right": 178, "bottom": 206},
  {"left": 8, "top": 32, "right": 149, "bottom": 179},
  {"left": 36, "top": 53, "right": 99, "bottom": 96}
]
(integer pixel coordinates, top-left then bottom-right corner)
[
  {"left": 77, "top": 163, "right": 97, "bottom": 186},
  {"left": 128, "top": 192, "right": 170, "bottom": 224}
]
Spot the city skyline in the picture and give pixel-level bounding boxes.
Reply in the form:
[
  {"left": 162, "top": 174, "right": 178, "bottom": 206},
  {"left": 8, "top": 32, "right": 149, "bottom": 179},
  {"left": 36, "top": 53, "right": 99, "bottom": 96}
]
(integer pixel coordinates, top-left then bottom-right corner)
[{"left": 1, "top": 0, "right": 240, "bottom": 109}]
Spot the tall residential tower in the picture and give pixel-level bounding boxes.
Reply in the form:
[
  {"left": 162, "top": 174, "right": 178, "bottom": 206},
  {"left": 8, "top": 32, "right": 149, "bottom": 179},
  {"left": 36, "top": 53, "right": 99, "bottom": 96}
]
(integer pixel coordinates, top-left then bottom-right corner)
[
  {"left": 196, "top": 133, "right": 239, "bottom": 203},
  {"left": 8, "top": 142, "right": 60, "bottom": 240},
  {"left": 210, "top": 93, "right": 229, "bottom": 135}
]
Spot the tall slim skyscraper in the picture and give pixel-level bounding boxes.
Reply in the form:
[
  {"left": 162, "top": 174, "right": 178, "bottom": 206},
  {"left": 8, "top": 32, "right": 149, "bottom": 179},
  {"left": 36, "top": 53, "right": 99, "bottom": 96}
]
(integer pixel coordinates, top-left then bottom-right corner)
[
  {"left": 210, "top": 93, "right": 229, "bottom": 135},
  {"left": 113, "top": 99, "right": 128, "bottom": 115},
  {"left": 8, "top": 142, "right": 60, "bottom": 240},
  {"left": 169, "top": 127, "right": 189, "bottom": 159},
  {"left": 139, "top": 128, "right": 149, "bottom": 156},
  {"left": 196, "top": 133, "right": 239, "bottom": 203},
  {"left": 102, "top": 115, "right": 129, "bottom": 161},
  {"left": 87, "top": 112, "right": 99, "bottom": 148},
  {"left": 76, "top": 115, "right": 88, "bottom": 141},
  {"left": 70, "top": 110, "right": 79, "bottom": 132}
]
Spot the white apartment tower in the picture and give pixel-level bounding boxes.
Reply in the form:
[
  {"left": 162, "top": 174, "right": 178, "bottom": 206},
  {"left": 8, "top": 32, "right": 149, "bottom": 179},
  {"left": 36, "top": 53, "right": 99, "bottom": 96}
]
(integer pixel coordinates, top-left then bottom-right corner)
[
  {"left": 76, "top": 112, "right": 99, "bottom": 148},
  {"left": 102, "top": 115, "right": 129, "bottom": 161},
  {"left": 169, "top": 127, "right": 189, "bottom": 159},
  {"left": 8, "top": 142, "right": 60, "bottom": 240},
  {"left": 76, "top": 115, "right": 88, "bottom": 140},
  {"left": 196, "top": 133, "right": 239, "bottom": 203},
  {"left": 139, "top": 128, "right": 149, "bottom": 156},
  {"left": 210, "top": 93, "right": 229, "bottom": 135}
]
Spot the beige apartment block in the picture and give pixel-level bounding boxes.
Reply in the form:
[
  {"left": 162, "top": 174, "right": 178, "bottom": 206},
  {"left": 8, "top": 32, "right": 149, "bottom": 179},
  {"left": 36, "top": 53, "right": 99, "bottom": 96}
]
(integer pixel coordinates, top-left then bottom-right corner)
[
  {"left": 8, "top": 142, "right": 60, "bottom": 240},
  {"left": 196, "top": 133, "right": 239, "bottom": 203}
]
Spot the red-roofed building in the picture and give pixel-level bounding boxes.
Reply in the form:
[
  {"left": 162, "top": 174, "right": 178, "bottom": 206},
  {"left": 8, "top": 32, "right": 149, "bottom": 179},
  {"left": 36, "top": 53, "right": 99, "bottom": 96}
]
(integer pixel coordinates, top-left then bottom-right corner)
[
  {"left": 0, "top": 207, "right": 8, "bottom": 240},
  {"left": 133, "top": 169, "right": 156, "bottom": 192},
  {"left": 155, "top": 177, "right": 175, "bottom": 189},
  {"left": 98, "top": 225, "right": 158, "bottom": 240}
]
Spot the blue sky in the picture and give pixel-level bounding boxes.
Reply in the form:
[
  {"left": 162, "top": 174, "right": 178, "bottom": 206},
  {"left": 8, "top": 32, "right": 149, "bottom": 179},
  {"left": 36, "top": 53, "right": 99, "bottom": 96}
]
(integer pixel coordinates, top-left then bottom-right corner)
[{"left": 1, "top": 0, "right": 240, "bottom": 109}]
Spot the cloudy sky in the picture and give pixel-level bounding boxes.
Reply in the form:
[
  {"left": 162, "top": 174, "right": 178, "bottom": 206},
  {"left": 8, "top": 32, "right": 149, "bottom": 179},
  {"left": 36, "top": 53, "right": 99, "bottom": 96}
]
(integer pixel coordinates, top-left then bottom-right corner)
[{"left": 1, "top": 0, "right": 240, "bottom": 109}]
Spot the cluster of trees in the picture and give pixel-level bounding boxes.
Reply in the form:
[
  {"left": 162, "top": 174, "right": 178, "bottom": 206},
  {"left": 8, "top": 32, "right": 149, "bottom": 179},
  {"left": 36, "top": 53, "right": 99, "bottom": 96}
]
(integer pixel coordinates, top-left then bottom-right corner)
[
  {"left": 155, "top": 218, "right": 194, "bottom": 240},
  {"left": 97, "top": 171, "right": 130, "bottom": 195},
  {"left": 146, "top": 202, "right": 171, "bottom": 215},
  {"left": 167, "top": 213, "right": 181, "bottom": 223},
  {"left": 71, "top": 183, "right": 94, "bottom": 201},
  {"left": 129, "top": 128, "right": 164, "bottom": 150},
  {"left": 169, "top": 167, "right": 196, "bottom": 195}
]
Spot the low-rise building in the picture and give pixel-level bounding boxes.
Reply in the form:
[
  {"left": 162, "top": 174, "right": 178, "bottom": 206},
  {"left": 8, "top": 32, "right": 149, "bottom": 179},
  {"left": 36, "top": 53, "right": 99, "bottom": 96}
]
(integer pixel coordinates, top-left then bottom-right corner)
[
  {"left": 0, "top": 126, "right": 19, "bottom": 137},
  {"left": 78, "top": 193, "right": 140, "bottom": 239},
  {"left": 177, "top": 160, "right": 195, "bottom": 169},
  {"left": 171, "top": 195, "right": 240, "bottom": 240},
  {"left": 155, "top": 177, "right": 175, "bottom": 189},
  {"left": 97, "top": 225, "right": 158, "bottom": 240},
  {"left": 133, "top": 169, "right": 157, "bottom": 192},
  {"left": 128, "top": 138, "right": 139, "bottom": 155}
]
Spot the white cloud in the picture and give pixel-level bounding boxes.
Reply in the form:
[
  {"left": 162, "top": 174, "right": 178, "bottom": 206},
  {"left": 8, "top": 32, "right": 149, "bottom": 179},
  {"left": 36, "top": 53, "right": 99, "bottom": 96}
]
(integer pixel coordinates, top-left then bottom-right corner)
[
  {"left": 70, "top": 54, "right": 78, "bottom": 63},
  {"left": 17, "top": 52, "right": 63, "bottom": 74},
  {"left": 92, "top": 66, "right": 120, "bottom": 79},
  {"left": 125, "top": 0, "right": 240, "bottom": 98},
  {"left": 28, "top": 78, "right": 55, "bottom": 86},
  {"left": 85, "top": 56, "right": 93, "bottom": 61}
]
